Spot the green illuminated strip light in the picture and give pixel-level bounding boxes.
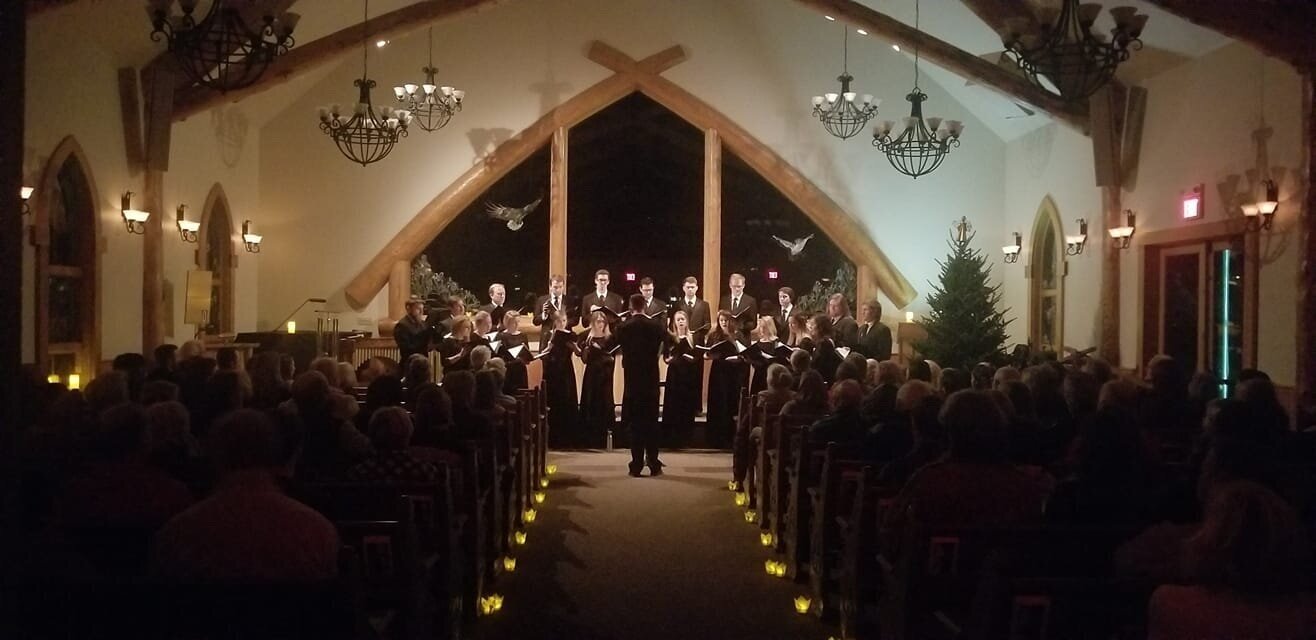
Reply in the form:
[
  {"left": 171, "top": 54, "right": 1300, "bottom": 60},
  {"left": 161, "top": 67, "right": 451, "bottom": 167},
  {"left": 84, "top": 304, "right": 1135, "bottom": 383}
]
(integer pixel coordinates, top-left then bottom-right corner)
[{"left": 1220, "top": 249, "right": 1231, "bottom": 396}]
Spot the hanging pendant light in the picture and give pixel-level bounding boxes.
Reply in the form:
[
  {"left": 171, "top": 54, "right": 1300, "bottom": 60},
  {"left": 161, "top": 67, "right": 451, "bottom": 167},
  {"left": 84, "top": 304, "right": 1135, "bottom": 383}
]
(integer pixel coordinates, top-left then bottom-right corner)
[
  {"left": 318, "top": 0, "right": 411, "bottom": 166},
  {"left": 148, "top": 0, "right": 300, "bottom": 93},
  {"left": 811, "top": 26, "right": 879, "bottom": 140},
  {"left": 999, "top": 1, "right": 1147, "bottom": 102},
  {"left": 393, "top": 27, "right": 465, "bottom": 133},
  {"left": 871, "top": 0, "right": 962, "bottom": 179}
]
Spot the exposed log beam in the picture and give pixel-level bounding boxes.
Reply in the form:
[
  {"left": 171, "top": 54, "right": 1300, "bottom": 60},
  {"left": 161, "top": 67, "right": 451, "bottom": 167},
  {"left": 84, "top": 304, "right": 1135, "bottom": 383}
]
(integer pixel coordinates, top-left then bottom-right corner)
[
  {"left": 1299, "top": 71, "right": 1315, "bottom": 429},
  {"left": 26, "top": 0, "right": 81, "bottom": 17},
  {"left": 172, "top": 0, "right": 510, "bottom": 121},
  {"left": 792, "top": 0, "right": 1088, "bottom": 132},
  {"left": 959, "top": 0, "right": 1039, "bottom": 34},
  {"left": 1145, "top": 0, "right": 1316, "bottom": 69}
]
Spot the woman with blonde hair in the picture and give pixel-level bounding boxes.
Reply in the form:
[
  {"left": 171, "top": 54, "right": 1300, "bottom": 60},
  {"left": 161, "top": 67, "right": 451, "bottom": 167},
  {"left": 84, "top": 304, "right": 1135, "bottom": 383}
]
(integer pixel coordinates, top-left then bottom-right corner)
[
  {"left": 746, "top": 316, "right": 780, "bottom": 395},
  {"left": 579, "top": 311, "right": 617, "bottom": 447},
  {"left": 662, "top": 309, "right": 701, "bottom": 443}
]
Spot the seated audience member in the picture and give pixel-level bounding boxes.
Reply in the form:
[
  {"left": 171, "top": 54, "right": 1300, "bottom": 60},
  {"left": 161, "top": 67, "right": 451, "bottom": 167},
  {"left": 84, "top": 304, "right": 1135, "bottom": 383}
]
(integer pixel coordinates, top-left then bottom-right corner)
[
  {"left": 311, "top": 356, "right": 358, "bottom": 421},
  {"left": 833, "top": 358, "right": 865, "bottom": 386},
  {"left": 1148, "top": 481, "right": 1313, "bottom": 640},
  {"left": 177, "top": 339, "right": 205, "bottom": 362},
  {"left": 483, "top": 364, "right": 519, "bottom": 410},
  {"left": 906, "top": 358, "right": 932, "bottom": 384},
  {"left": 1141, "top": 354, "right": 1191, "bottom": 433},
  {"left": 877, "top": 394, "right": 945, "bottom": 487},
  {"left": 743, "top": 364, "right": 797, "bottom": 477},
  {"left": 287, "top": 371, "right": 371, "bottom": 481},
  {"left": 349, "top": 407, "right": 440, "bottom": 484},
  {"left": 356, "top": 375, "right": 405, "bottom": 434},
  {"left": 886, "top": 390, "right": 1046, "bottom": 543},
  {"left": 196, "top": 370, "right": 251, "bottom": 440},
  {"left": 864, "top": 359, "right": 881, "bottom": 389},
  {"left": 57, "top": 404, "right": 194, "bottom": 530},
  {"left": 176, "top": 356, "right": 217, "bottom": 418},
  {"left": 788, "top": 349, "right": 812, "bottom": 389},
  {"left": 807, "top": 380, "right": 867, "bottom": 446},
  {"left": 991, "top": 365, "right": 1021, "bottom": 390},
  {"left": 757, "top": 364, "right": 796, "bottom": 416},
  {"left": 1236, "top": 377, "right": 1291, "bottom": 439},
  {"left": 473, "top": 369, "right": 508, "bottom": 425},
  {"left": 1060, "top": 369, "right": 1100, "bottom": 427},
  {"left": 866, "top": 379, "right": 933, "bottom": 463},
  {"left": 1000, "top": 380, "right": 1045, "bottom": 466},
  {"left": 1098, "top": 377, "right": 1142, "bottom": 417},
  {"left": 781, "top": 370, "right": 828, "bottom": 418},
  {"left": 403, "top": 354, "right": 432, "bottom": 403},
  {"left": 1082, "top": 356, "right": 1115, "bottom": 385},
  {"left": 1045, "top": 407, "right": 1157, "bottom": 525},
  {"left": 139, "top": 379, "right": 180, "bottom": 406},
  {"left": 444, "top": 370, "right": 492, "bottom": 441},
  {"left": 215, "top": 347, "right": 239, "bottom": 372},
  {"left": 970, "top": 362, "right": 995, "bottom": 391},
  {"left": 147, "top": 344, "right": 180, "bottom": 383},
  {"left": 925, "top": 360, "right": 942, "bottom": 389},
  {"left": 151, "top": 410, "right": 339, "bottom": 581},
  {"left": 355, "top": 356, "right": 392, "bottom": 386},
  {"left": 861, "top": 360, "right": 902, "bottom": 424},
  {"left": 410, "top": 384, "right": 459, "bottom": 464},
  {"left": 144, "top": 400, "right": 206, "bottom": 491},
  {"left": 1185, "top": 371, "right": 1221, "bottom": 436},
  {"left": 113, "top": 352, "right": 150, "bottom": 402},
  {"left": 469, "top": 345, "right": 493, "bottom": 373},
  {"left": 83, "top": 371, "right": 130, "bottom": 418},
  {"left": 335, "top": 361, "right": 359, "bottom": 396},
  {"left": 939, "top": 367, "right": 970, "bottom": 395},
  {"left": 247, "top": 351, "right": 290, "bottom": 410}
]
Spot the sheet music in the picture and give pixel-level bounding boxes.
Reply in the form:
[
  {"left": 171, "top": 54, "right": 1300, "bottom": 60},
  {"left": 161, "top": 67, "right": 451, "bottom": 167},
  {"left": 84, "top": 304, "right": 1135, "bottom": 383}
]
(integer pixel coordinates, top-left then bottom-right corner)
[{"left": 507, "top": 344, "right": 525, "bottom": 359}]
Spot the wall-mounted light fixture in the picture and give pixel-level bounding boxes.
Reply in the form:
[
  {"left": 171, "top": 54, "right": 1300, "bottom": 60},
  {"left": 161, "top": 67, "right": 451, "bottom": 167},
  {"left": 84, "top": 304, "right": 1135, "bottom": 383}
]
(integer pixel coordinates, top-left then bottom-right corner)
[
  {"left": 121, "top": 191, "right": 150, "bottom": 234},
  {"left": 20, "top": 186, "right": 34, "bottom": 215},
  {"left": 1181, "top": 184, "right": 1204, "bottom": 220},
  {"left": 241, "top": 219, "right": 262, "bottom": 253},
  {"left": 1108, "top": 209, "right": 1135, "bottom": 249},
  {"left": 1244, "top": 178, "right": 1278, "bottom": 232},
  {"left": 1002, "top": 231, "right": 1022, "bottom": 263},
  {"left": 1065, "top": 218, "right": 1088, "bottom": 255},
  {"left": 176, "top": 205, "right": 199, "bottom": 243}
]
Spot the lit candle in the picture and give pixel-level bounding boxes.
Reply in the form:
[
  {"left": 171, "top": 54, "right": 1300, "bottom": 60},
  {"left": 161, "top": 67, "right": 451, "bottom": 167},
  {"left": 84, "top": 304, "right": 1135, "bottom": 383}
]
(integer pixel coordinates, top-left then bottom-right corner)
[
  {"left": 67, "top": 373, "right": 81, "bottom": 390},
  {"left": 47, "top": 374, "right": 60, "bottom": 384},
  {"left": 905, "top": 311, "right": 914, "bottom": 322},
  {"left": 286, "top": 321, "right": 296, "bottom": 334}
]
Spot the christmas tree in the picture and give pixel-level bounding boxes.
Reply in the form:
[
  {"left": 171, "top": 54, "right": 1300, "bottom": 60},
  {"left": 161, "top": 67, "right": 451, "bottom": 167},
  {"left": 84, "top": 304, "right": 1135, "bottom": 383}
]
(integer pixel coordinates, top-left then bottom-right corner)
[{"left": 915, "top": 217, "right": 1012, "bottom": 370}]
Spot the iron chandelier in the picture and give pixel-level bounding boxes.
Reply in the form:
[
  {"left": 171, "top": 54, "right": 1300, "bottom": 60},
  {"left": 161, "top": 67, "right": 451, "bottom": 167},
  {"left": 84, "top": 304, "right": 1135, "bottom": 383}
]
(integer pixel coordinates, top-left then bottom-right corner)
[
  {"left": 999, "top": 1, "right": 1148, "bottom": 102},
  {"left": 394, "top": 27, "right": 465, "bottom": 133},
  {"left": 148, "top": 0, "right": 300, "bottom": 93},
  {"left": 319, "top": 0, "right": 411, "bottom": 166},
  {"left": 811, "top": 26, "right": 879, "bottom": 140}
]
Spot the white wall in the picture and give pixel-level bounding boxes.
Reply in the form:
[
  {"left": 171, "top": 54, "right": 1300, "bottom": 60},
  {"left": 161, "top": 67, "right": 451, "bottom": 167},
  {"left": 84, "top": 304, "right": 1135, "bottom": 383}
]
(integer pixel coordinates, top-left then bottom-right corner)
[
  {"left": 23, "top": 6, "right": 262, "bottom": 365},
  {"left": 256, "top": 0, "right": 1009, "bottom": 331},
  {"left": 1001, "top": 41, "right": 1305, "bottom": 385}
]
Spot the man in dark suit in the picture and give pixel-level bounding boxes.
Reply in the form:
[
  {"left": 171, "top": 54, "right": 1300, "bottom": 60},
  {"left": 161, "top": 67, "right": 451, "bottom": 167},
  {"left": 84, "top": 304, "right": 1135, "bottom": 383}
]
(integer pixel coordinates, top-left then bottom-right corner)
[
  {"left": 773, "top": 286, "right": 796, "bottom": 339},
  {"left": 828, "top": 293, "right": 859, "bottom": 349},
  {"left": 533, "top": 274, "right": 576, "bottom": 351},
  {"left": 579, "top": 269, "right": 625, "bottom": 328},
  {"left": 856, "top": 299, "right": 894, "bottom": 361},
  {"left": 719, "top": 273, "right": 757, "bottom": 341},
  {"left": 480, "top": 283, "right": 509, "bottom": 328},
  {"left": 615, "top": 294, "right": 674, "bottom": 477},
  {"left": 394, "top": 299, "right": 432, "bottom": 363},
  {"left": 438, "top": 297, "right": 467, "bottom": 336},
  {"left": 638, "top": 277, "right": 667, "bottom": 322},
  {"left": 675, "top": 276, "right": 711, "bottom": 342}
]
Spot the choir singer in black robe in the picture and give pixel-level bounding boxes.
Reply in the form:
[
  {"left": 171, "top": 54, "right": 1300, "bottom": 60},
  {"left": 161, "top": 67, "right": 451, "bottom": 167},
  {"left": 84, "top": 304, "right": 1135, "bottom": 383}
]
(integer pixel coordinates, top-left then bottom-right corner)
[
  {"left": 638, "top": 277, "right": 667, "bottom": 323},
  {"left": 394, "top": 299, "right": 432, "bottom": 363},
  {"left": 719, "top": 273, "right": 757, "bottom": 341},
  {"left": 533, "top": 275, "right": 576, "bottom": 351},
  {"left": 662, "top": 309, "right": 701, "bottom": 446},
  {"left": 539, "top": 309, "right": 581, "bottom": 446},
  {"left": 704, "top": 310, "right": 745, "bottom": 450},
  {"left": 615, "top": 294, "right": 673, "bottom": 477},
  {"left": 855, "top": 300, "right": 893, "bottom": 361},
  {"left": 578, "top": 312, "right": 617, "bottom": 448},
  {"left": 674, "top": 276, "right": 711, "bottom": 342},
  {"left": 579, "top": 269, "right": 624, "bottom": 328}
]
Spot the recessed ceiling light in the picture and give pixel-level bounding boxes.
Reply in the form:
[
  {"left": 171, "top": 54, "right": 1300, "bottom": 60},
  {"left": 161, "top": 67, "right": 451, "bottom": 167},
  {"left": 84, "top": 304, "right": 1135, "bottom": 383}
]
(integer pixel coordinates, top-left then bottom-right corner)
[
  {"left": 892, "top": 44, "right": 901, "bottom": 52},
  {"left": 824, "top": 15, "right": 835, "bottom": 21},
  {"left": 856, "top": 28, "right": 868, "bottom": 35},
  {"left": 375, "top": 39, "right": 389, "bottom": 48}
]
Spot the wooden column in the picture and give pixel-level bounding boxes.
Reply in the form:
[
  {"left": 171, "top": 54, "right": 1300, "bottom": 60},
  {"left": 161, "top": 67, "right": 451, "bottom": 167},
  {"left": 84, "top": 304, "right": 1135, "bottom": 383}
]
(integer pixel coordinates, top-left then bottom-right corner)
[
  {"left": 856, "top": 264, "right": 878, "bottom": 307},
  {"left": 703, "top": 128, "right": 721, "bottom": 314},
  {"left": 1298, "top": 70, "right": 1316, "bottom": 424},
  {"left": 550, "top": 127, "right": 568, "bottom": 278},
  {"left": 1099, "top": 187, "right": 1122, "bottom": 368},
  {"left": 142, "top": 170, "right": 165, "bottom": 352},
  {"left": 388, "top": 260, "right": 410, "bottom": 320},
  {"left": 2, "top": 0, "right": 27, "bottom": 523}
]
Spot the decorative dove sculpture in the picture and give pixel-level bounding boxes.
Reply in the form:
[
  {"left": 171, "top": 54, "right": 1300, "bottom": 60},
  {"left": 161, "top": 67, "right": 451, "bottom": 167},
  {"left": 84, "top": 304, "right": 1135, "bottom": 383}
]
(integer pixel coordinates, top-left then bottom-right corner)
[
  {"left": 772, "top": 233, "right": 814, "bottom": 261},
  {"left": 485, "top": 195, "right": 543, "bottom": 231}
]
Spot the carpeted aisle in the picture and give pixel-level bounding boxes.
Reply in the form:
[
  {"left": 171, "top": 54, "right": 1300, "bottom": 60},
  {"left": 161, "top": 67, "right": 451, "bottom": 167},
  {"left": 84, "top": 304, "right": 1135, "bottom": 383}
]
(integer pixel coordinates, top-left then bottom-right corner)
[{"left": 477, "top": 450, "right": 834, "bottom": 640}]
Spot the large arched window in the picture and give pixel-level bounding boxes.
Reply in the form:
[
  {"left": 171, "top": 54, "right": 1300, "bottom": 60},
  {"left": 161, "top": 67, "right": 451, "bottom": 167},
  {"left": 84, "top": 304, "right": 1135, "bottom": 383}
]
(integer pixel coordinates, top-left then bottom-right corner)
[
  {"left": 197, "top": 184, "right": 235, "bottom": 335},
  {"left": 34, "top": 136, "right": 100, "bottom": 377},
  {"left": 1028, "top": 197, "right": 1065, "bottom": 353}
]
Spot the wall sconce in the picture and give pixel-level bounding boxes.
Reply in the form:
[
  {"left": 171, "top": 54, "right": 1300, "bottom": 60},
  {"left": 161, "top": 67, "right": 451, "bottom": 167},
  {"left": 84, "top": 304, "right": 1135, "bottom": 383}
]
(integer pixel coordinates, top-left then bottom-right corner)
[
  {"left": 20, "top": 186, "right": 33, "bottom": 215},
  {"left": 241, "top": 219, "right": 262, "bottom": 253},
  {"left": 1065, "top": 218, "right": 1088, "bottom": 255},
  {"left": 120, "top": 191, "right": 150, "bottom": 234},
  {"left": 1181, "top": 184, "right": 1204, "bottom": 220},
  {"left": 1244, "top": 179, "right": 1278, "bottom": 232},
  {"left": 1108, "top": 209, "right": 1135, "bottom": 249},
  {"left": 1001, "top": 232, "right": 1022, "bottom": 263},
  {"left": 176, "top": 205, "right": 199, "bottom": 243}
]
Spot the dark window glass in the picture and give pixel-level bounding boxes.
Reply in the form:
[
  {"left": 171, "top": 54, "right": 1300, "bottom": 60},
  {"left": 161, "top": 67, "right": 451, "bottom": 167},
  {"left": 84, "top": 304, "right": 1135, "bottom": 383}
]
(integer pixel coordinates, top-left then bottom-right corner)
[
  {"left": 49, "top": 276, "right": 82, "bottom": 344},
  {"left": 1163, "top": 252, "right": 1202, "bottom": 370},
  {"left": 205, "top": 204, "right": 231, "bottom": 333},
  {"left": 50, "top": 157, "right": 92, "bottom": 267}
]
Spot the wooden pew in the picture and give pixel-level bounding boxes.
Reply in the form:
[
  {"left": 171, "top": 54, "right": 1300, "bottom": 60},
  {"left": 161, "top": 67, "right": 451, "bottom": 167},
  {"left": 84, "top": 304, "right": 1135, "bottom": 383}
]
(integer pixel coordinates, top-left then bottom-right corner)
[
  {"left": 806, "top": 443, "right": 870, "bottom": 620},
  {"left": 782, "top": 429, "right": 826, "bottom": 581},
  {"left": 755, "top": 413, "right": 782, "bottom": 537},
  {"left": 770, "top": 414, "right": 820, "bottom": 557},
  {"left": 336, "top": 507, "right": 427, "bottom": 638},
  {"left": 837, "top": 468, "right": 896, "bottom": 640}
]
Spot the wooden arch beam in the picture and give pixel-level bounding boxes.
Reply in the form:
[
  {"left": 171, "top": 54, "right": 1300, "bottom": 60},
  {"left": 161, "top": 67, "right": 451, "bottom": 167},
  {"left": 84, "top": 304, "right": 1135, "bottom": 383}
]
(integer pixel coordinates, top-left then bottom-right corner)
[
  {"left": 345, "top": 42, "right": 917, "bottom": 309},
  {"left": 171, "top": 0, "right": 510, "bottom": 122}
]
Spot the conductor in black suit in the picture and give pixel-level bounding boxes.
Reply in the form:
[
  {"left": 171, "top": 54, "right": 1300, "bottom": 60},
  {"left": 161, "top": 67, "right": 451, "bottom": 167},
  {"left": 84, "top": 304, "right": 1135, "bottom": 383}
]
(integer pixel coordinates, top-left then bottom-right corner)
[
  {"left": 719, "top": 273, "right": 757, "bottom": 341},
  {"left": 675, "top": 276, "right": 711, "bottom": 342},
  {"left": 580, "top": 269, "right": 625, "bottom": 328},
  {"left": 827, "top": 293, "right": 859, "bottom": 348},
  {"left": 616, "top": 294, "right": 674, "bottom": 477},
  {"left": 638, "top": 277, "right": 667, "bottom": 321},
  {"left": 533, "top": 275, "right": 576, "bottom": 351},
  {"left": 856, "top": 299, "right": 894, "bottom": 361},
  {"left": 394, "top": 299, "right": 432, "bottom": 363},
  {"left": 480, "top": 283, "right": 509, "bottom": 327}
]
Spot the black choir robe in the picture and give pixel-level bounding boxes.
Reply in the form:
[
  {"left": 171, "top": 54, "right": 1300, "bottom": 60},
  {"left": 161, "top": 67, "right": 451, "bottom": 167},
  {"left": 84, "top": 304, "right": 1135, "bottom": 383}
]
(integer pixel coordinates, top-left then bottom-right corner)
[
  {"left": 831, "top": 314, "right": 860, "bottom": 349},
  {"left": 673, "top": 297, "right": 711, "bottom": 342},
  {"left": 813, "top": 337, "right": 843, "bottom": 384},
  {"left": 745, "top": 340, "right": 782, "bottom": 395},
  {"left": 662, "top": 333, "right": 702, "bottom": 438},
  {"left": 494, "top": 330, "right": 533, "bottom": 391},
  {"left": 533, "top": 294, "right": 577, "bottom": 350},
  {"left": 773, "top": 305, "right": 797, "bottom": 342},
  {"left": 615, "top": 314, "right": 673, "bottom": 468},
  {"left": 640, "top": 297, "right": 667, "bottom": 324},
  {"left": 480, "top": 302, "right": 509, "bottom": 327},
  {"left": 438, "top": 337, "right": 474, "bottom": 373},
  {"left": 704, "top": 332, "right": 747, "bottom": 448},
  {"left": 856, "top": 321, "right": 893, "bottom": 361},
  {"left": 579, "top": 290, "right": 625, "bottom": 328},
  {"left": 539, "top": 329, "right": 580, "bottom": 446},
  {"left": 578, "top": 334, "right": 617, "bottom": 445}
]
